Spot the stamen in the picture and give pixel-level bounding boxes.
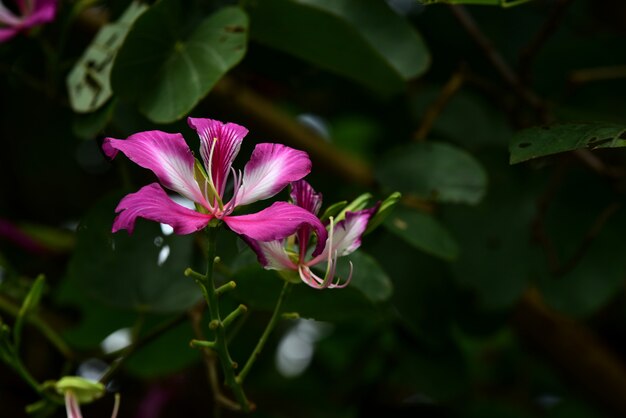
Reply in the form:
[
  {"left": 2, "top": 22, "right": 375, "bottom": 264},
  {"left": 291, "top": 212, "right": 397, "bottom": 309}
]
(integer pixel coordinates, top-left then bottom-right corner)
[
  {"left": 223, "top": 167, "right": 243, "bottom": 214},
  {"left": 318, "top": 217, "right": 336, "bottom": 289},
  {"left": 205, "top": 138, "right": 224, "bottom": 211}
]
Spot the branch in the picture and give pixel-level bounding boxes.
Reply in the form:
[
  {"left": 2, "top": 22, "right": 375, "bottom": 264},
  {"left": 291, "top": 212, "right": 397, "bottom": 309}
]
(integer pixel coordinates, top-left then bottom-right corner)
[
  {"left": 414, "top": 67, "right": 466, "bottom": 141},
  {"left": 518, "top": 0, "right": 575, "bottom": 83},
  {"left": 513, "top": 288, "right": 626, "bottom": 417},
  {"left": 211, "top": 77, "right": 375, "bottom": 187},
  {"left": 447, "top": 5, "right": 547, "bottom": 118}
]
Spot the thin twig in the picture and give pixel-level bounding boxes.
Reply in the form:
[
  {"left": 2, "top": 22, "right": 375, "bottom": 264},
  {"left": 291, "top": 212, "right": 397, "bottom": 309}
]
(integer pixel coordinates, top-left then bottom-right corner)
[
  {"left": 447, "top": 5, "right": 547, "bottom": 117},
  {"left": 414, "top": 67, "right": 466, "bottom": 141},
  {"left": 0, "top": 294, "right": 76, "bottom": 361},
  {"left": 555, "top": 202, "right": 621, "bottom": 277},
  {"left": 518, "top": 0, "right": 575, "bottom": 83},
  {"left": 569, "top": 65, "right": 626, "bottom": 85}
]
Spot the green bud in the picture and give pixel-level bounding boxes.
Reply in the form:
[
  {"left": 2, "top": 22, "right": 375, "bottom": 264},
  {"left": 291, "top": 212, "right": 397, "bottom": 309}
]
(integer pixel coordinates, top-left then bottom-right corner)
[
  {"left": 335, "top": 193, "right": 373, "bottom": 223},
  {"left": 14, "top": 274, "right": 45, "bottom": 348},
  {"left": 365, "top": 192, "right": 401, "bottom": 235},
  {"left": 55, "top": 376, "right": 105, "bottom": 403},
  {"left": 319, "top": 201, "right": 347, "bottom": 221}
]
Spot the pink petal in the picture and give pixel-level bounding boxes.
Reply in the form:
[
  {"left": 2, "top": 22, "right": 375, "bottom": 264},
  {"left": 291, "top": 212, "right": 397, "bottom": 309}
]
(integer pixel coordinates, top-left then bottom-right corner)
[
  {"left": 187, "top": 117, "right": 248, "bottom": 198},
  {"left": 113, "top": 183, "right": 211, "bottom": 234},
  {"left": 65, "top": 392, "right": 83, "bottom": 418},
  {"left": 314, "top": 207, "right": 376, "bottom": 263},
  {"left": 242, "top": 238, "right": 297, "bottom": 270},
  {"left": 0, "top": 28, "right": 19, "bottom": 42},
  {"left": 22, "top": 0, "right": 56, "bottom": 27},
  {"left": 0, "top": 3, "right": 21, "bottom": 26},
  {"left": 235, "top": 144, "right": 311, "bottom": 206},
  {"left": 223, "top": 202, "right": 327, "bottom": 254},
  {"left": 290, "top": 180, "right": 322, "bottom": 215},
  {"left": 103, "top": 131, "right": 208, "bottom": 207}
]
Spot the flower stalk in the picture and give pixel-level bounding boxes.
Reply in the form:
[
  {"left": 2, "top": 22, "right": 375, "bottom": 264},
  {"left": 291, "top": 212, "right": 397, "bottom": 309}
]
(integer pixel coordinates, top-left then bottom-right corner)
[
  {"left": 237, "top": 281, "right": 292, "bottom": 385},
  {"left": 191, "top": 225, "right": 251, "bottom": 412}
]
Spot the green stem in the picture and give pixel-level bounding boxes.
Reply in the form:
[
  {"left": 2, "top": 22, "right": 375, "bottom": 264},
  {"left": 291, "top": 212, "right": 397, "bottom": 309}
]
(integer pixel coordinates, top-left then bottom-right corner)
[
  {"left": 199, "top": 226, "right": 251, "bottom": 412},
  {"left": 0, "top": 294, "right": 75, "bottom": 360},
  {"left": 237, "top": 281, "right": 292, "bottom": 384}
]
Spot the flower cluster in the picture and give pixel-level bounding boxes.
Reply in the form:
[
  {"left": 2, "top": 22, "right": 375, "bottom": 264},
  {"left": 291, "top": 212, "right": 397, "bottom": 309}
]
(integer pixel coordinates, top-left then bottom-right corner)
[
  {"left": 0, "top": 0, "right": 56, "bottom": 42},
  {"left": 106, "top": 117, "right": 376, "bottom": 289}
]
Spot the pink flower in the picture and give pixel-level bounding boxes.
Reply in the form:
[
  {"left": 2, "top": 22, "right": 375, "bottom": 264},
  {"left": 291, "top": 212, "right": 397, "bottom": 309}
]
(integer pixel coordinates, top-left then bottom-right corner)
[
  {"left": 244, "top": 180, "right": 376, "bottom": 289},
  {"left": 0, "top": 0, "right": 57, "bottom": 42},
  {"left": 103, "top": 118, "right": 326, "bottom": 246}
]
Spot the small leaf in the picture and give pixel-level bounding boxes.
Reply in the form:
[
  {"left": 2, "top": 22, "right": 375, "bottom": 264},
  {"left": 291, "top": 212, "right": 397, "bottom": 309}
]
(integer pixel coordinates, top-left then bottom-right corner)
[
  {"left": 385, "top": 206, "right": 458, "bottom": 261},
  {"left": 509, "top": 122, "right": 626, "bottom": 164},
  {"left": 112, "top": 2, "right": 248, "bottom": 123},
  {"left": 376, "top": 142, "right": 487, "bottom": 205},
  {"left": 67, "top": 1, "right": 148, "bottom": 113},
  {"left": 245, "top": 0, "right": 430, "bottom": 95}
]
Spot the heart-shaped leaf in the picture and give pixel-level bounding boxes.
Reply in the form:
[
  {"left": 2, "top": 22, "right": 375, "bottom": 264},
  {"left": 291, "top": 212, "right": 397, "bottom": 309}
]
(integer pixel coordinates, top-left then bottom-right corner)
[{"left": 112, "top": 2, "right": 248, "bottom": 123}]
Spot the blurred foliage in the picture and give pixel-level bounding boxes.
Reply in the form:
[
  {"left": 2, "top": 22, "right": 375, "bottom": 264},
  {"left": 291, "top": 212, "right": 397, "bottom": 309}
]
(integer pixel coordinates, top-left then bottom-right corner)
[{"left": 2, "top": 0, "right": 626, "bottom": 417}]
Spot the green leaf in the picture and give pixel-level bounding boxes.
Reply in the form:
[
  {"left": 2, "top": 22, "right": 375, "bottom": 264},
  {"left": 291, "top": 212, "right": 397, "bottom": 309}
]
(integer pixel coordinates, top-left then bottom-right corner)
[
  {"left": 376, "top": 142, "right": 488, "bottom": 205},
  {"left": 112, "top": 2, "right": 248, "bottom": 123},
  {"left": 67, "top": 1, "right": 148, "bottom": 113},
  {"left": 337, "top": 251, "right": 393, "bottom": 303},
  {"left": 443, "top": 151, "right": 540, "bottom": 310},
  {"left": 509, "top": 122, "right": 626, "bottom": 164},
  {"left": 65, "top": 193, "right": 200, "bottom": 313},
  {"left": 245, "top": 0, "right": 430, "bottom": 95},
  {"left": 14, "top": 274, "right": 45, "bottom": 348},
  {"left": 384, "top": 206, "right": 458, "bottom": 261}
]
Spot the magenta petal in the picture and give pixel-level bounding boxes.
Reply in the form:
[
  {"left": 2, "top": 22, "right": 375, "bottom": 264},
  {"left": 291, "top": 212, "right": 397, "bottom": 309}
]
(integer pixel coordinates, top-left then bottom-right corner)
[
  {"left": 0, "top": 3, "right": 21, "bottom": 26},
  {"left": 103, "top": 131, "right": 207, "bottom": 207},
  {"left": 223, "top": 202, "right": 327, "bottom": 251},
  {"left": 113, "top": 183, "right": 211, "bottom": 234},
  {"left": 22, "top": 0, "right": 56, "bottom": 27},
  {"left": 235, "top": 144, "right": 312, "bottom": 206},
  {"left": 0, "top": 28, "right": 19, "bottom": 42},
  {"left": 188, "top": 117, "right": 248, "bottom": 197},
  {"left": 327, "top": 207, "right": 376, "bottom": 257},
  {"left": 290, "top": 180, "right": 322, "bottom": 215}
]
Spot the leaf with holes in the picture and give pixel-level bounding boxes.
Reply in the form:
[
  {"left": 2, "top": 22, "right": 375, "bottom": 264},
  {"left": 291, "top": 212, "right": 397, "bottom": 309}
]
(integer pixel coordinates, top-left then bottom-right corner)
[
  {"left": 111, "top": 1, "right": 248, "bottom": 123},
  {"left": 67, "top": 2, "right": 148, "bottom": 113},
  {"left": 509, "top": 123, "right": 626, "bottom": 164}
]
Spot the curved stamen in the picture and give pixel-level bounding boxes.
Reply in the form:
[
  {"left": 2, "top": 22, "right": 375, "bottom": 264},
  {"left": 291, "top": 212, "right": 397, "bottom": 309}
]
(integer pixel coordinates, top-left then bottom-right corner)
[
  {"left": 331, "top": 260, "right": 353, "bottom": 288},
  {"left": 205, "top": 138, "right": 224, "bottom": 211}
]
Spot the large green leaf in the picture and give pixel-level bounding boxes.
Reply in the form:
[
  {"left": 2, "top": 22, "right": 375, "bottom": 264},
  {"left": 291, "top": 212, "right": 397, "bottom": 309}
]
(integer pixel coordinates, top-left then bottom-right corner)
[
  {"left": 65, "top": 193, "right": 201, "bottom": 313},
  {"left": 332, "top": 250, "right": 393, "bottom": 303},
  {"left": 376, "top": 142, "right": 488, "bottom": 205},
  {"left": 67, "top": 2, "right": 148, "bottom": 113},
  {"left": 509, "top": 122, "right": 626, "bottom": 164},
  {"left": 245, "top": 0, "right": 430, "bottom": 95},
  {"left": 385, "top": 206, "right": 459, "bottom": 261},
  {"left": 112, "top": 2, "right": 248, "bottom": 123}
]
